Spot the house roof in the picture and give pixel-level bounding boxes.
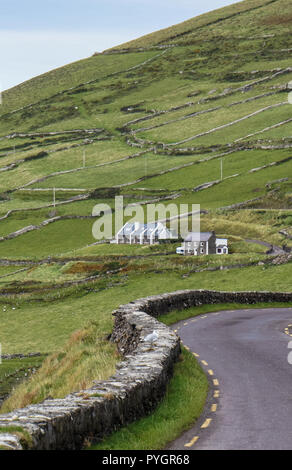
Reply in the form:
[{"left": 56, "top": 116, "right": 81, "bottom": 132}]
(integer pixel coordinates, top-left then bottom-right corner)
[
  {"left": 120, "top": 223, "right": 140, "bottom": 236},
  {"left": 117, "top": 222, "right": 174, "bottom": 238},
  {"left": 184, "top": 232, "right": 214, "bottom": 242},
  {"left": 216, "top": 238, "right": 228, "bottom": 246},
  {"left": 133, "top": 226, "right": 147, "bottom": 236},
  {"left": 143, "top": 222, "right": 165, "bottom": 236}
]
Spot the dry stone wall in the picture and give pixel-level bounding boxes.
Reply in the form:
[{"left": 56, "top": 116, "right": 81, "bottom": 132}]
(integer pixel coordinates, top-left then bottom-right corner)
[{"left": 1, "top": 289, "right": 292, "bottom": 450}]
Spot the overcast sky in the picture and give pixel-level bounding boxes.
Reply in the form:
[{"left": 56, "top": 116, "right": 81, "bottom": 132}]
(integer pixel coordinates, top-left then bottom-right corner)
[{"left": 0, "top": 0, "right": 239, "bottom": 91}]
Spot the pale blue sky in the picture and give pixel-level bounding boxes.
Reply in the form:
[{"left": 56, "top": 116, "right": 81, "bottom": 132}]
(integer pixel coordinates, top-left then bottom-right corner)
[{"left": 0, "top": 0, "right": 239, "bottom": 91}]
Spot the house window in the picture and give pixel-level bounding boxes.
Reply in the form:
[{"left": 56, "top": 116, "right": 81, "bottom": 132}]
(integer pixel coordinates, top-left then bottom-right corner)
[
  {"left": 200, "top": 242, "right": 204, "bottom": 246},
  {"left": 223, "top": 248, "right": 227, "bottom": 254},
  {"left": 200, "top": 248, "right": 204, "bottom": 254},
  {"left": 217, "top": 248, "right": 222, "bottom": 254}
]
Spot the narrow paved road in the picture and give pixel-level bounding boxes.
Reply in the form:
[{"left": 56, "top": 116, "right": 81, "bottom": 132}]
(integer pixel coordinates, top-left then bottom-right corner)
[
  {"left": 245, "top": 238, "right": 286, "bottom": 255},
  {"left": 167, "top": 308, "right": 292, "bottom": 450}
]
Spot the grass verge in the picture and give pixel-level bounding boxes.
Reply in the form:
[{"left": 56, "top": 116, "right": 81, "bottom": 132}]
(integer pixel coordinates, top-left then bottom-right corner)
[
  {"left": 0, "top": 426, "right": 32, "bottom": 450},
  {"left": 0, "top": 356, "right": 45, "bottom": 404},
  {"left": 89, "top": 301, "right": 292, "bottom": 450},
  {"left": 0, "top": 322, "right": 117, "bottom": 414},
  {"left": 89, "top": 347, "right": 208, "bottom": 450},
  {"left": 159, "top": 302, "right": 292, "bottom": 326}
]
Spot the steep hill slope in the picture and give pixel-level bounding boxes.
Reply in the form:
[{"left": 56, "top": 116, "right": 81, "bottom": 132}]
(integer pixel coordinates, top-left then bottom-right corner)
[
  {"left": 0, "top": 0, "right": 292, "bottom": 415},
  {"left": 106, "top": 0, "right": 287, "bottom": 51}
]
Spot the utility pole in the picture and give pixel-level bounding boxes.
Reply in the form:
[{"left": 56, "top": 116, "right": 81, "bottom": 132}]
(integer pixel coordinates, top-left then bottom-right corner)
[
  {"left": 83, "top": 150, "right": 86, "bottom": 168},
  {"left": 221, "top": 158, "right": 223, "bottom": 181},
  {"left": 53, "top": 187, "right": 56, "bottom": 208}
]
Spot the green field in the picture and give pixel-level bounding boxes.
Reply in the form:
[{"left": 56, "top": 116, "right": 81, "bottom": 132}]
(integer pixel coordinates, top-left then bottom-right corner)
[{"left": 0, "top": 0, "right": 291, "bottom": 430}]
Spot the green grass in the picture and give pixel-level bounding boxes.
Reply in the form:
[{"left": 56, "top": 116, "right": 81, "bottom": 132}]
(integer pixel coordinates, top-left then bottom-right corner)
[
  {"left": 0, "top": 285, "right": 116, "bottom": 354},
  {"left": 1, "top": 257, "right": 292, "bottom": 355},
  {"left": 0, "top": 139, "right": 138, "bottom": 193},
  {"left": 89, "top": 297, "right": 292, "bottom": 450},
  {"left": 0, "top": 356, "right": 45, "bottom": 402},
  {"left": 0, "top": 218, "right": 96, "bottom": 259},
  {"left": 133, "top": 149, "right": 291, "bottom": 191},
  {"left": 229, "top": 240, "right": 267, "bottom": 253},
  {"left": 106, "top": 0, "right": 278, "bottom": 50},
  {"left": 69, "top": 241, "right": 180, "bottom": 257},
  {"left": 89, "top": 347, "right": 208, "bottom": 450},
  {"left": 174, "top": 162, "right": 291, "bottom": 210},
  {"left": 159, "top": 301, "right": 292, "bottom": 326},
  {"left": 1, "top": 323, "right": 117, "bottom": 414},
  {"left": 0, "top": 426, "right": 32, "bottom": 449},
  {"left": 0, "top": 266, "right": 25, "bottom": 277},
  {"left": 0, "top": 0, "right": 291, "bottom": 427},
  {"left": 200, "top": 210, "right": 286, "bottom": 245},
  {"left": 1, "top": 51, "right": 158, "bottom": 114},
  {"left": 30, "top": 153, "right": 199, "bottom": 190},
  {"left": 135, "top": 96, "right": 290, "bottom": 144}
]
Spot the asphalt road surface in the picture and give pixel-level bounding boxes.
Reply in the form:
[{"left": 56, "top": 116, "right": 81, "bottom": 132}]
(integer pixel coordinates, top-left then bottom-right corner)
[{"left": 167, "top": 308, "right": 292, "bottom": 450}]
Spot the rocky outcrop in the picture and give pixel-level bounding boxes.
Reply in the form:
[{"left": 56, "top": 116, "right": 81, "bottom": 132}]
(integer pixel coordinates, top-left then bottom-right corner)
[
  {"left": 271, "top": 253, "right": 292, "bottom": 265},
  {"left": 1, "top": 289, "right": 292, "bottom": 450},
  {"left": 1, "top": 353, "right": 43, "bottom": 360}
]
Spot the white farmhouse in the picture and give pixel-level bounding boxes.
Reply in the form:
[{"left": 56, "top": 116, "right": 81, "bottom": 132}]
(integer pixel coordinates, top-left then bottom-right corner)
[
  {"left": 116, "top": 222, "right": 177, "bottom": 245},
  {"left": 176, "top": 232, "right": 228, "bottom": 256}
]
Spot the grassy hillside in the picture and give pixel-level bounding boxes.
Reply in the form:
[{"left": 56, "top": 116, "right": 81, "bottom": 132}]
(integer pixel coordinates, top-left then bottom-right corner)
[
  {"left": 0, "top": 0, "right": 291, "bottom": 418},
  {"left": 106, "top": 0, "right": 285, "bottom": 50}
]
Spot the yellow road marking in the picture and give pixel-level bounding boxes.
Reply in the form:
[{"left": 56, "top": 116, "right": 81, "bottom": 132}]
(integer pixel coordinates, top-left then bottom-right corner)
[
  {"left": 213, "top": 379, "right": 219, "bottom": 386},
  {"left": 211, "top": 404, "right": 217, "bottom": 412},
  {"left": 193, "top": 353, "right": 200, "bottom": 358},
  {"left": 184, "top": 346, "right": 190, "bottom": 351},
  {"left": 201, "top": 315, "right": 207, "bottom": 319},
  {"left": 201, "top": 418, "right": 212, "bottom": 429},
  {"left": 214, "top": 390, "right": 220, "bottom": 398},
  {"left": 201, "top": 360, "right": 208, "bottom": 366},
  {"left": 184, "top": 322, "right": 188, "bottom": 326},
  {"left": 184, "top": 436, "right": 199, "bottom": 448},
  {"left": 208, "top": 369, "right": 214, "bottom": 376}
]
